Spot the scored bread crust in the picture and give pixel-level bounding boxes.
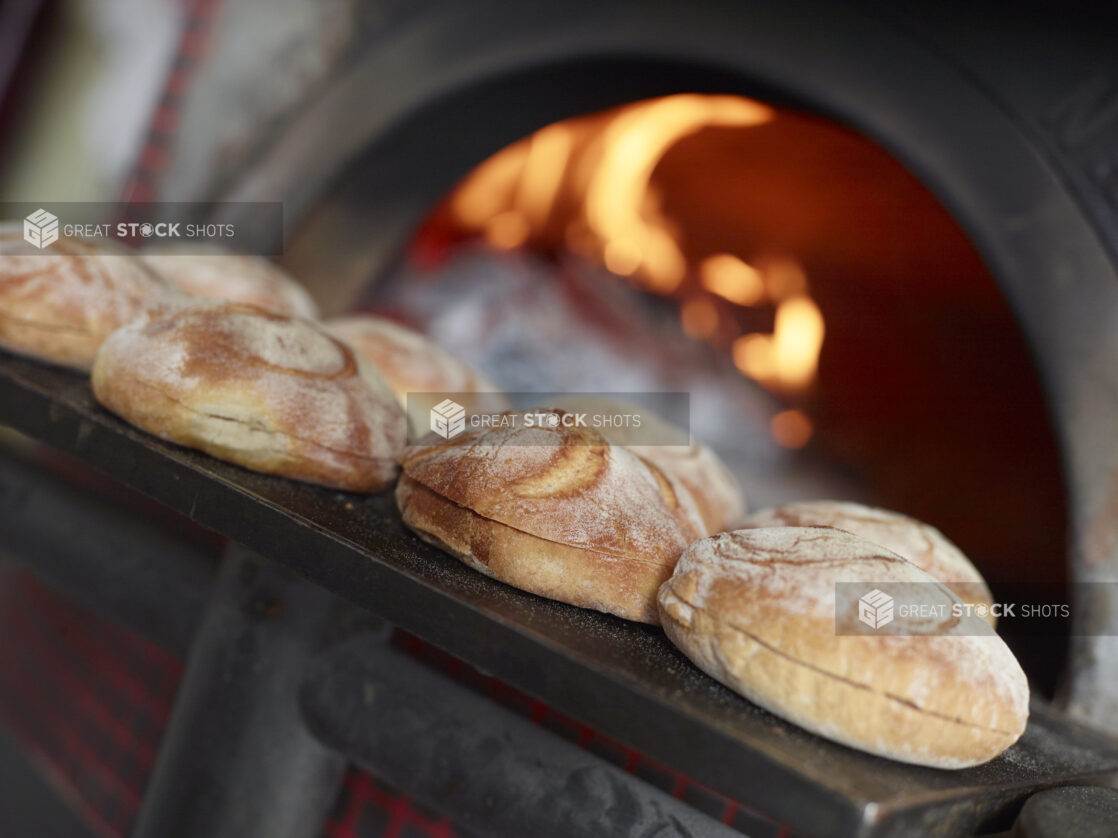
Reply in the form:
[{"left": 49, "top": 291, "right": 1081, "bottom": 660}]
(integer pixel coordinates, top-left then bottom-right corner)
[
  {"left": 398, "top": 475, "right": 675, "bottom": 622},
  {"left": 629, "top": 443, "right": 743, "bottom": 535},
  {"left": 0, "top": 229, "right": 174, "bottom": 370},
  {"left": 141, "top": 246, "right": 319, "bottom": 318},
  {"left": 742, "top": 500, "right": 995, "bottom": 623},
  {"left": 544, "top": 395, "right": 744, "bottom": 535},
  {"left": 92, "top": 303, "right": 406, "bottom": 492},
  {"left": 398, "top": 417, "right": 706, "bottom": 623},
  {"left": 658, "top": 527, "right": 1029, "bottom": 768}
]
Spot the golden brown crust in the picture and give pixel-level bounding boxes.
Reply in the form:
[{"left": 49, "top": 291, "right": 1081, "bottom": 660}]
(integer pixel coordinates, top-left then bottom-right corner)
[
  {"left": 658, "top": 527, "right": 1029, "bottom": 768},
  {"left": 400, "top": 417, "right": 705, "bottom": 565},
  {"left": 544, "top": 395, "right": 744, "bottom": 534},
  {"left": 0, "top": 229, "right": 174, "bottom": 370},
  {"left": 326, "top": 315, "right": 508, "bottom": 410},
  {"left": 742, "top": 501, "right": 995, "bottom": 624},
  {"left": 398, "top": 413, "right": 706, "bottom": 622},
  {"left": 92, "top": 302, "right": 406, "bottom": 492},
  {"left": 398, "top": 475, "right": 671, "bottom": 622},
  {"left": 633, "top": 444, "right": 743, "bottom": 535}
]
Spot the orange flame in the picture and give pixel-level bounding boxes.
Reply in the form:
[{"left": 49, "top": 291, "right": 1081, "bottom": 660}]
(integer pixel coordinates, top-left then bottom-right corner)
[
  {"left": 730, "top": 258, "right": 824, "bottom": 392},
  {"left": 445, "top": 94, "right": 824, "bottom": 430},
  {"left": 582, "top": 95, "right": 772, "bottom": 291},
  {"left": 450, "top": 94, "right": 772, "bottom": 290},
  {"left": 701, "top": 254, "right": 765, "bottom": 306}
]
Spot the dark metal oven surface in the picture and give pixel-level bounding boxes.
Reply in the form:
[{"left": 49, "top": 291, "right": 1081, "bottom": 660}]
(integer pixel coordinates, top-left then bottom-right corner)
[{"left": 2, "top": 345, "right": 1118, "bottom": 837}]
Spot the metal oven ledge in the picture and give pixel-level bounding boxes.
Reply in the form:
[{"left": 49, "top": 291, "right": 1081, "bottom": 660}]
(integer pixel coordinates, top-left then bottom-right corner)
[{"left": 1, "top": 350, "right": 1117, "bottom": 838}]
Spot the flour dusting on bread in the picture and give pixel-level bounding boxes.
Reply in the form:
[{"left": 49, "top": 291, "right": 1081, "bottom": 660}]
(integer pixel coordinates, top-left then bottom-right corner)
[
  {"left": 93, "top": 302, "right": 405, "bottom": 491},
  {"left": 402, "top": 416, "right": 704, "bottom": 563},
  {"left": 658, "top": 526, "right": 1029, "bottom": 767}
]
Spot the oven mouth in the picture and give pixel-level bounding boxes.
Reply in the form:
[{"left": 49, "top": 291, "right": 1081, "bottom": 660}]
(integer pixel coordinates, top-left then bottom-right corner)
[{"left": 343, "top": 91, "right": 1070, "bottom": 695}]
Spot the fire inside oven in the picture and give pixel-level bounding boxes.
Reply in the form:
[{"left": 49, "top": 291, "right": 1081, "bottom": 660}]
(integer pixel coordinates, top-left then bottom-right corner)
[{"left": 360, "top": 93, "right": 1068, "bottom": 689}]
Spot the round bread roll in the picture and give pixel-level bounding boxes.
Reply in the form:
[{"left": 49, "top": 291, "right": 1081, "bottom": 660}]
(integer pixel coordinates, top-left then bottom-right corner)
[
  {"left": 142, "top": 244, "right": 318, "bottom": 318},
  {"left": 92, "top": 302, "right": 405, "bottom": 492},
  {"left": 546, "top": 395, "right": 743, "bottom": 535},
  {"left": 742, "top": 501, "right": 995, "bottom": 625},
  {"left": 397, "top": 413, "right": 706, "bottom": 623},
  {"left": 326, "top": 314, "right": 509, "bottom": 436},
  {"left": 658, "top": 527, "right": 1029, "bottom": 768},
  {"left": 0, "top": 226, "right": 174, "bottom": 370}
]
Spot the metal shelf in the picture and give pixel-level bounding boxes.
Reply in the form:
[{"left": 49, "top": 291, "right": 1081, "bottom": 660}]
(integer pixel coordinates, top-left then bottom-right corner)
[{"left": 2, "top": 349, "right": 1117, "bottom": 838}]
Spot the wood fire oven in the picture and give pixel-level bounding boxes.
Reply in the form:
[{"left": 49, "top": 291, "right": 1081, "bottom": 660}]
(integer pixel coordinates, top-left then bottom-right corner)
[{"left": 3, "top": 1, "right": 1118, "bottom": 836}]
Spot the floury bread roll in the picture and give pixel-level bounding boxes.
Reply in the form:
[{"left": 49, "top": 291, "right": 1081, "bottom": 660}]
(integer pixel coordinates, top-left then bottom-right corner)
[
  {"left": 0, "top": 226, "right": 174, "bottom": 370},
  {"left": 326, "top": 314, "right": 509, "bottom": 434},
  {"left": 658, "top": 527, "right": 1029, "bottom": 768},
  {"left": 546, "top": 396, "right": 744, "bottom": 535},
  {"left": 742, "top": 501, "right": 995, "bottom": 625},
  {"left": 397, "top": 413, "right": 706, "bottom": 623},
  {"left": 142, "top": 244, "right": 319, "bottom": 318},
  {"left": 92, "top": 303, "right": 406, "bottom": 491}
]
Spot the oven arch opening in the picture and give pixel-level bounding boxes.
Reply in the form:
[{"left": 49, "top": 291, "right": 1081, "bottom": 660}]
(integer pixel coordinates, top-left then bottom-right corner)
[{"left": 352, "top": 91, "right": 1070, "bottom": 695}]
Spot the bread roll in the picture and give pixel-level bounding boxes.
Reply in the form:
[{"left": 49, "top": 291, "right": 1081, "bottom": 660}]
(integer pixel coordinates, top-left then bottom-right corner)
[
  {"left": 742, "top": 501, "right": 994, "bottom": 624},
  {"left": 658, "top": 527, "right": 1029, "bottom": 768},
  {"left": 398, "top": 413, "right": 705, "bottom": 623},
  {"left": 326, "top": 314, "right": 508, "bottom": 436},
  {"left": 546, "top": 395, "right": 743, "bottom": 534},
  {"left": 92, "top": 302, "right": 405, "bottom": 491},
  {"left": 0, "top": 227, "right": 174, "bottom": 370},
  {"left": 142, "top": 244, "right": 318, "bottom": 318}
]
